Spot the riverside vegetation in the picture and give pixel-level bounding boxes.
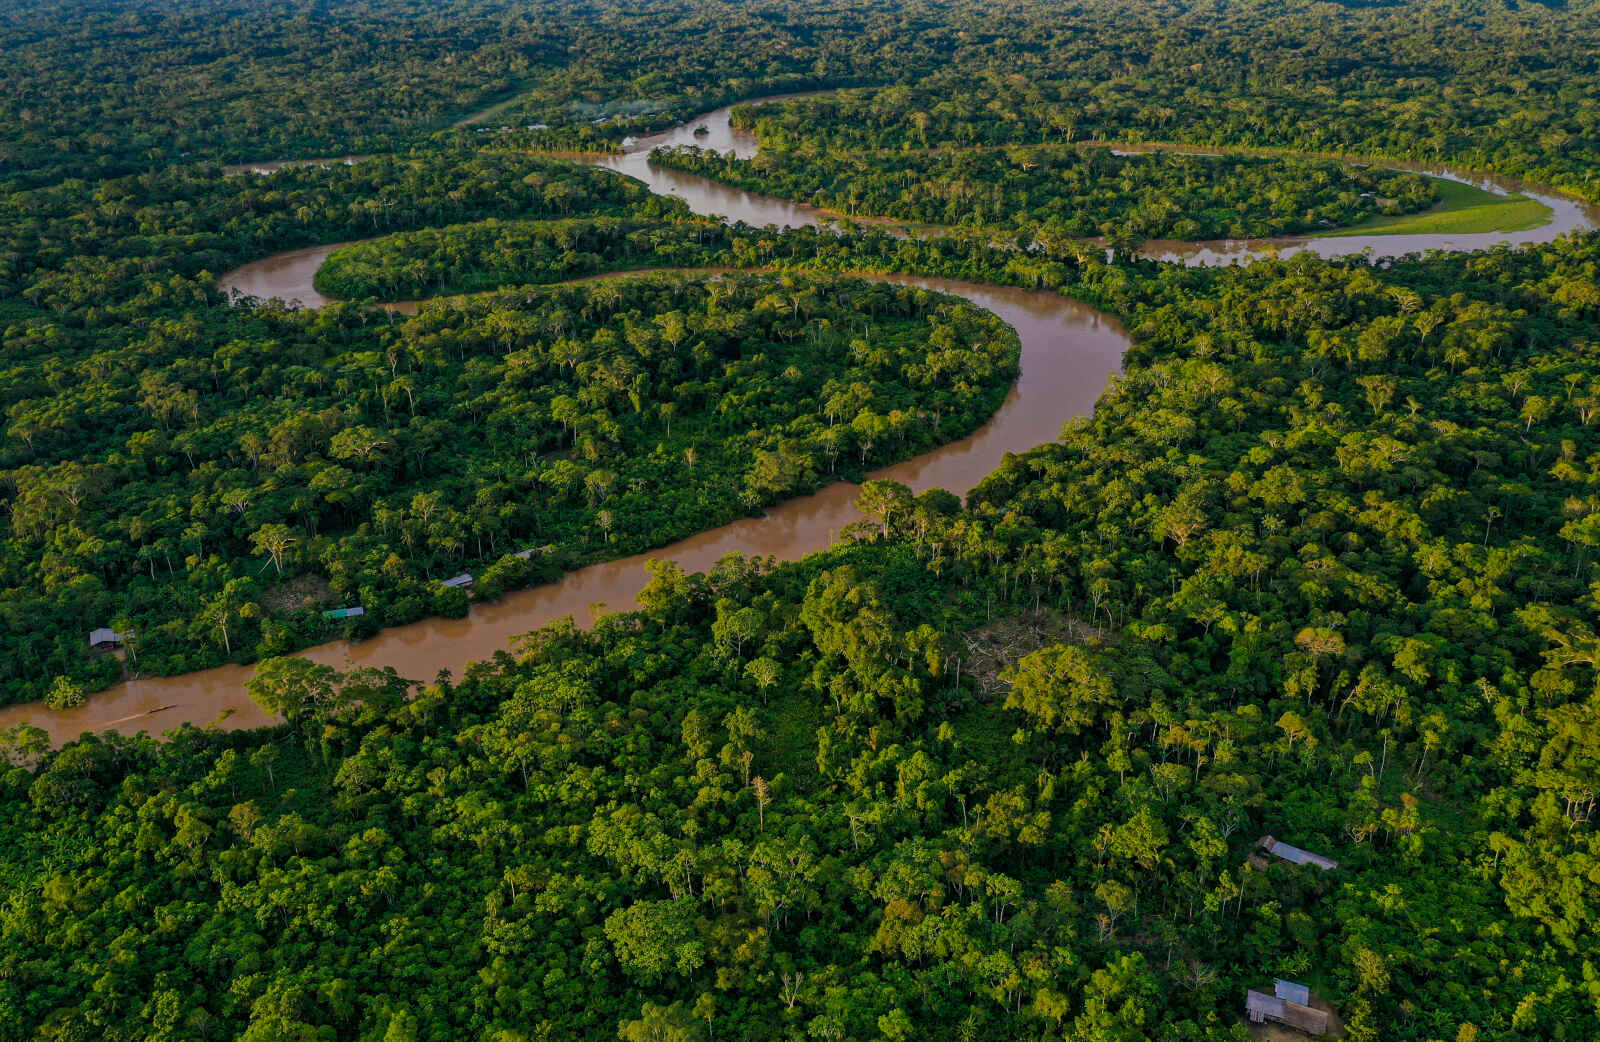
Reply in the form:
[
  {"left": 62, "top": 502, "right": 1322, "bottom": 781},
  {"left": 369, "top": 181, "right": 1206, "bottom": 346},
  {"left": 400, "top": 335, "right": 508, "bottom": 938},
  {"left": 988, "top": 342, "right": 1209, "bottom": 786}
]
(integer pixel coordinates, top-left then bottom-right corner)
[
  {"left": 2, "top": 202, "right": 1019, "bottom": 700},
  {"left": 3, "top": 1, "right": 1600, "bottom": 1041},
  {"left": 7, "top": 229, "right": 1600, "bottom": 1041},
  {"left": 651, "top": 144, "right": 1441, "bottom": 242}
]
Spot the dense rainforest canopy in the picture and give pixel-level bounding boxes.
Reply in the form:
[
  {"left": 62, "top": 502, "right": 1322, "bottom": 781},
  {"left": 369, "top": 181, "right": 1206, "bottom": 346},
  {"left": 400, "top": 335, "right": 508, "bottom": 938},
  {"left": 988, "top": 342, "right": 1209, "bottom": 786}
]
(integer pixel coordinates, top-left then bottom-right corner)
[
  {"left": 652, "top": 142, "right": 1440, "bottom": 241},
  {"left": 2, "top": 1, "right": 1600, "bottom": 1041},
  {"left": 10, "top": 0, "right": 1600, "bottom": 190}
]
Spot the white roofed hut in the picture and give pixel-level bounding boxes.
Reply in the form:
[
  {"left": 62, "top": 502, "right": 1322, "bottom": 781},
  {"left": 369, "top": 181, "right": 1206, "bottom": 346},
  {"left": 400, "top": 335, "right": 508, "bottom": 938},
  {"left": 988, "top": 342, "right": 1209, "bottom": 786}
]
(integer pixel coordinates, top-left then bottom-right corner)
[
  {"left": 88, "top": 627, "right": 123, "bottom": 650},
  {"left": 1274, "top": 979, "right": 1311, "bottom": 1006},
  {"left": 1258, "top": 836, "right": 1338, "bottom": 871}
]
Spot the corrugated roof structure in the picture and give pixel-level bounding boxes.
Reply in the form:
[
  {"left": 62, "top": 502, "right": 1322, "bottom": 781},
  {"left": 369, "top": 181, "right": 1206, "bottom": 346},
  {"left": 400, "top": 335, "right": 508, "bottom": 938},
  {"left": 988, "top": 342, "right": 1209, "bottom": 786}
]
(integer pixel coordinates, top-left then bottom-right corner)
[
  {"left": 1246, "top": 991, "right": 1284, "bottom": 1024},
  {"left": 1275, "top": 979, "right": 1312, "bottom": 1006},
  {"left": 1259, "top": 835, "right": 1339, "bottom": 870},
  {"left": 321, "top": 606, "right": 365, "bottom": 620},
  {"left": 1245, "top": 988, "right": 1332, "bottom": 1035}
]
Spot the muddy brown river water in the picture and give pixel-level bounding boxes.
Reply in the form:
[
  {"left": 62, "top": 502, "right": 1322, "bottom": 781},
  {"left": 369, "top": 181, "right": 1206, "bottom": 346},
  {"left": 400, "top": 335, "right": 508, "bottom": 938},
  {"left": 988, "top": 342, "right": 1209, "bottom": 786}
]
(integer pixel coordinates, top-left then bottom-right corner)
[
  {"left": 4, "top": 276, "right": 1125, "bottom": 743},
  {"left": 10, "top": 95, "right": 1595, "bottom": 742}
]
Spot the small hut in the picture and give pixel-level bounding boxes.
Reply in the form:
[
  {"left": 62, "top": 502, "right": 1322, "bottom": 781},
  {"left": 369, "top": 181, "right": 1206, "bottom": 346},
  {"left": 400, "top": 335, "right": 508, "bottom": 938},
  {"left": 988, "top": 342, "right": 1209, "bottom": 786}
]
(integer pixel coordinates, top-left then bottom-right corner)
[
  {"left": 321, "top": 606, "right": 365, "bottom": 620},
  {"left": 1274, "top": 980, "right": 1311, "bottom": 1006},
  {"left": 1246, "top": 990, "right": 1282, "bottom": 1024},
  {"left": 1258, "top": 836, "right": 1338, "bottom": 871},
  {"left": 88, "top": 627, "right": 123, "bottom": 650},
  {"left": 441, "top": 573, "right": 474, "bottom": 589},
  {"left": 1246, "top": 980, "right": 1332, "bottom": 1035}
]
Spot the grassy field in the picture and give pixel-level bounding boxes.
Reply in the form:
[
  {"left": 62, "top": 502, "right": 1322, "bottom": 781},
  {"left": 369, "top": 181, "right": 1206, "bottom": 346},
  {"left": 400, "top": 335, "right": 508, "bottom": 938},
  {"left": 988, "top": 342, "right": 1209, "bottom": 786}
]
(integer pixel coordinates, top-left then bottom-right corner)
[{"left": 1326, "top": 177, "right": 1552, "bottom": 237}]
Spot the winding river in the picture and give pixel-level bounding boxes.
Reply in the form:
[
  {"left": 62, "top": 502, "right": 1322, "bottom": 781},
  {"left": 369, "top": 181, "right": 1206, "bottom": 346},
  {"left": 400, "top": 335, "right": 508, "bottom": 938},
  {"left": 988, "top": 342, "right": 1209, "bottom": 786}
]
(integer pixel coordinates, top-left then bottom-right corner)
[
  {"left": 7, "top": 279, "right": 1125, "bottom": 744},
  {"left": 9, "top": 97, "right": 1596, "bottom": 742}
]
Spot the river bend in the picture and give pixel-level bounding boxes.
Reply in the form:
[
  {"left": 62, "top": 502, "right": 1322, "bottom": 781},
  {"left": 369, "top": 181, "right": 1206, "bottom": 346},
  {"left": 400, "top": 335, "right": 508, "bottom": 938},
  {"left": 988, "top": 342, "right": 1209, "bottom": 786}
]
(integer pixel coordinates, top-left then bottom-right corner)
[{"left": 9, "top": 95, "right": 1595, "bottom": 741}]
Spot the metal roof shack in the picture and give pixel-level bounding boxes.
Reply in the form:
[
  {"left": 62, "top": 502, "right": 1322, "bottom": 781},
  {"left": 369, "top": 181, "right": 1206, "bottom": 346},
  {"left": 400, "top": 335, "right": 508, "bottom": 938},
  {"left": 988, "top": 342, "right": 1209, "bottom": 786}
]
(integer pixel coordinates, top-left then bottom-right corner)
[
  {"left": 1246, "top": 983, "right": 1332, "bottom": 1035},
  {"left": 513, "top": 544, "right": 555, "bottom": 560},
  {"left": 88, "top": 627, "right": 123, "bottom": 649},
  {"left": 321, "top": 606, "right": 365, "bottom": 620},
  {"left": 441, "top": 573, "right": 474, "bottom": 589},
  {"left": 1274, "top": 979, "right": 1311, "bottom": 1006},
  {"left": 1246, "top": 990, "right": 1284, "bottom": 1024},
  {"left": 1259, "top": 835, "right": 1339, "bottom": 871}
]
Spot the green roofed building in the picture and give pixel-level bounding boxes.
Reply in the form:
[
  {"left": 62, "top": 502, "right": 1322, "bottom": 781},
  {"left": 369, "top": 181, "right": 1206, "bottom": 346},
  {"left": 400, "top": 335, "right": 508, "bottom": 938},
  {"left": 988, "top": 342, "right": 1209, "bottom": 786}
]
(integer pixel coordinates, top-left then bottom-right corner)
[{"left": 321, "top": 606, "right": 366, "bottom": 621}]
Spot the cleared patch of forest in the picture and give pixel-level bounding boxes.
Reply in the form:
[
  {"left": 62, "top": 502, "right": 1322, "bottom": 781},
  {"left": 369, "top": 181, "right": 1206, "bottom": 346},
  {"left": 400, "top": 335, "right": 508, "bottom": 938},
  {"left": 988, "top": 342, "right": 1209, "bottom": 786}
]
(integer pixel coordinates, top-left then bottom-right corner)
[{"left": 1325, "top": 178, "right": 1551, "bottom": 238}]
